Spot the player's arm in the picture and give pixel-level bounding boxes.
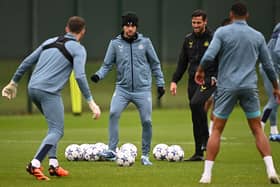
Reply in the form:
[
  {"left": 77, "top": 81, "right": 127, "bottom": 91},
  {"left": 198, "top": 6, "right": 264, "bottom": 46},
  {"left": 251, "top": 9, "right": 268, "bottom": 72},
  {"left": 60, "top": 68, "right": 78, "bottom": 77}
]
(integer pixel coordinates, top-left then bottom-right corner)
[
  {"left": 195, "top": 30, "right": 222, "bottom": 85},
  {"left": 259, "top": 36, "right": 280, "bottom": 101},
  {"left": 259, "top": 36, "right": 278, "bottom": 85},
  {"left": 2, "top": 45, "right": 43, "bottom": 100},
  {"left": 91, "top": 40, "right": 115, "bottom": 83},
  {"left": 72, "top": 44, "right": 101, "bottom": 119},
  {"left": 171, "top": 39, "right": 188, "bottom": 83},
  {"left": 273, "top": 33, "right": 280, "bottom": 72},
  {"left": 170, "top": 39, "right": 188, "bottom": 96},
  {"left": 145, "top": 38, "right": 165, "bottom": 99}
]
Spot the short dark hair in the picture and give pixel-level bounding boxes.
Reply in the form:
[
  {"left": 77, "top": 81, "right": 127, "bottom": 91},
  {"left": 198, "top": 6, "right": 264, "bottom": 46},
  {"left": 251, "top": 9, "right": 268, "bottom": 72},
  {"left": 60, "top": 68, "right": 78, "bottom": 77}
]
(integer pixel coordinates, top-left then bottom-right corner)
[
  {"left": 67, "top": 16, "right": 86, "bottom": 34},
  {"left": 231, "top": 2, "right": 247, "bottom": 17},
  {"left": 192, "top": 9, "right": 207, "bottom": 21},
  {"left": 221, "top": 18, "right": 232, "bottom": 26}
]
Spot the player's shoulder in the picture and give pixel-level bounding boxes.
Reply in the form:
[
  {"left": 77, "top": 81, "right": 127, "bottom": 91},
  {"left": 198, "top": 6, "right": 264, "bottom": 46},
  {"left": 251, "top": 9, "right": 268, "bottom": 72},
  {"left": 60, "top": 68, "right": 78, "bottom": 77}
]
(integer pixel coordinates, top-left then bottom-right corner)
[
  {"left": 185, "top": 33, "right": 193, "bottom": 39},
  {"left": 138, "top": 33, "right": 149, "bottom": 40},
  {"left": 65, "top": 38, "right": 86, "bottom": 55},
  {"left": 136, "top": 33, "right": 152, "bottom": 45},
  {"left": 214, "top": 25, "right": 230, "bottom": 35},
  {"left": 42, "top": 36, "right": 58, "bottom": 46},
  {"left": 110, "top": 34, "right": 123, "bottom": 45},
  {"left": 246, "top": 25, "right": 265, "bottom": 42}
]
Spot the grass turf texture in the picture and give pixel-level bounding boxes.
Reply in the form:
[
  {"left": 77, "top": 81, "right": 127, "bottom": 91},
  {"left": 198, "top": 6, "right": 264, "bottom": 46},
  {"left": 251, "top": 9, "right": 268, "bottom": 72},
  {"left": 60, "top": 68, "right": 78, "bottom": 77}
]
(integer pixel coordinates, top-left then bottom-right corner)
[{"left": 0, "top": 108, "right": 279, "bottom": 187}]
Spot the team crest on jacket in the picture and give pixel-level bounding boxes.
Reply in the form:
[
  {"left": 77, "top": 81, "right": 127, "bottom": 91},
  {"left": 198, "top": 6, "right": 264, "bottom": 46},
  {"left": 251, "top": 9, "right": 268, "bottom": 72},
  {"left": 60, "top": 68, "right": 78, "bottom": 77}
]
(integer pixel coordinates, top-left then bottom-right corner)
[
  {"left": 204, "top": 41, "right": 209, "bottom": 47},
  {"left": 138, "top": 44, "right": 144, "bottom": 50},
  {"left": 188, "top": 41, "right": 193, "bottom": 48}
]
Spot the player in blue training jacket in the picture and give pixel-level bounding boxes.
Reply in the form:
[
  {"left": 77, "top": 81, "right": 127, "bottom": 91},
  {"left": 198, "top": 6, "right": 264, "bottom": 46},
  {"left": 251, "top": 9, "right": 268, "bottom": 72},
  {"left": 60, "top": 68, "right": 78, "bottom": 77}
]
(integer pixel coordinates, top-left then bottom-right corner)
[
  {"left": 195, "top": 2, "right": 280, "bottom": 184},
  {"left": 259, "top": 22, "right": 280, "bottom": 141},
  {"left": 91, "top": 12, "right": 165, "bottom": 166},
  {"left": 2, "top": 16, "right": 101, "bottom": 181}
]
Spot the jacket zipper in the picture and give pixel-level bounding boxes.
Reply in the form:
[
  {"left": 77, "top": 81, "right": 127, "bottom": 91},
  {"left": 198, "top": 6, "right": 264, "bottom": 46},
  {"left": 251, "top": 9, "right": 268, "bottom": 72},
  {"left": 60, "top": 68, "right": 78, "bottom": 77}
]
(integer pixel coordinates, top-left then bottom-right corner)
[{"left": 130, "top": 43, "right": 134, "bottom": 92}]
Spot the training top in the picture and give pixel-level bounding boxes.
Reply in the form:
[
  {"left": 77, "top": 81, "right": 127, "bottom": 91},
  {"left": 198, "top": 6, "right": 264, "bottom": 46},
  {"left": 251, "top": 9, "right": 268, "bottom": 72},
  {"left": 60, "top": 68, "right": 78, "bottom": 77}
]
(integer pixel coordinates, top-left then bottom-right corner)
[
  {"left": 172, "top": 28, "right": 218, "bottom": 86},
  {"left": 267, "top": 22, "right": 280, "bottom": 73},
  {"left": 95, "top": 33, "right": 165, "bottom": 92},
  {"left": 12, "top": 33, "right": 93, "bottom": 101},
  {"left": 200, "top": 20, "right": 278, "bottom": 90}
]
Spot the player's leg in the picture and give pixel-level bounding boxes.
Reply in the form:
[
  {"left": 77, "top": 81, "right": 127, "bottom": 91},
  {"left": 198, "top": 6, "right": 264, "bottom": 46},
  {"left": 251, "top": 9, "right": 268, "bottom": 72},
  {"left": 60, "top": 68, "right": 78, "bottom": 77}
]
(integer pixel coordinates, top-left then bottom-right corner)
[
  {"left": 36, "top": 91, "right": 68, "bottom": 177},
  {"left": 101, "top": 88, "right": 129, "bottom": 160},
  {"left": 205, "top": 95, "right": 214, "bottom": 135},
  {"left": 247, "top": 117, "right": 279, "bottom": 183},
  {"left": 259, "top": 64, "right": 279, "bottom": 137},
  {"left": 188, "top": 85, "right": 216, "bottom": 161},
  {"left": 187, "top": 81, "right": 204, "bottom": 160},
  {"left": 262, "top": 80, "right": 280, "bottom": 140},
  {"left": 199, "top": 117, "right": 227, "bottom": 184},
  {"left": 199, "top": 88, "right": 236, "bottom": 183},
  {"left": 247, "top": 117, "right": 271, "bottom": 156},
  {"left": 260, "top": 68, "right": 280, "bottom": 138},
  {"left": 26, "top": 88, "right": 50, "bottom": 180},
  {"left": 241, "top": 88, "right": 280, "bottom": 184},
  {"left": 27, "top": 89, "right": 65, "bottom": 180},
  {"left": 133, "top": 91, "right": 152, "bottom": 165},
  {"left": 266, "top": 100, "right": 280, "bottom": 140},
  {"left": 43, "top": 96, "right": 68, "bottom": 177}
]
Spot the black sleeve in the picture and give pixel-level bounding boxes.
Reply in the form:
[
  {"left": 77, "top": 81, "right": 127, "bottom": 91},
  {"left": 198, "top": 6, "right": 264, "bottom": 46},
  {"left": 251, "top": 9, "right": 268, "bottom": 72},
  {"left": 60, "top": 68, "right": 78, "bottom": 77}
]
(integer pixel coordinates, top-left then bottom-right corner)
[{"left": 171, "top": 39, "right": 189, "bottom": 83}]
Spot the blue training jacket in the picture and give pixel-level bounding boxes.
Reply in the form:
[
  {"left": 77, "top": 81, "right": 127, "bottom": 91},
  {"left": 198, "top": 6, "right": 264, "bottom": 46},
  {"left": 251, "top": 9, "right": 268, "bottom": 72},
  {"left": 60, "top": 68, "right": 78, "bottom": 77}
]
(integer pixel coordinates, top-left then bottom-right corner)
[
  {"left": 95, "top": 33, "right": 165, "bottom": 92},
  {"left": 267, "top": 22, "right": 280, "bottom": 74},
  {"left": 12, "top": 33, "right": 93, "bottom": 101}
]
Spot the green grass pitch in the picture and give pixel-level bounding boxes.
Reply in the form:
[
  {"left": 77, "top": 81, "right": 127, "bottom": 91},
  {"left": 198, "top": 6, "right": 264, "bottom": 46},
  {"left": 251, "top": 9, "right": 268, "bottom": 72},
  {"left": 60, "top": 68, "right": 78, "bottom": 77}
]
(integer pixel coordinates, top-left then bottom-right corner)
[{"left": 0, "top": 108, "right": 279, "bottom": 187}]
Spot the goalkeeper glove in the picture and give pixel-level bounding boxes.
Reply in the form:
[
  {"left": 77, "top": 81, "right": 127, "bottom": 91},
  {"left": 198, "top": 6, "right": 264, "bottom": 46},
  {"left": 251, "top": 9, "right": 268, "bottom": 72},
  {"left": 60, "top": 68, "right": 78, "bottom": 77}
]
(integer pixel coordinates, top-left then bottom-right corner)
[
  {"left": 88, "top": 100, "right": 101, "bottom": 119},
  {"left": 2, "top": 80, "right": 17, "bottom": 100},
  {"left": 90, "top": 74, "right": 100, "bottom": 83},
  {"left": 157, "top": 87, "right": 165, "bottom": 99}
]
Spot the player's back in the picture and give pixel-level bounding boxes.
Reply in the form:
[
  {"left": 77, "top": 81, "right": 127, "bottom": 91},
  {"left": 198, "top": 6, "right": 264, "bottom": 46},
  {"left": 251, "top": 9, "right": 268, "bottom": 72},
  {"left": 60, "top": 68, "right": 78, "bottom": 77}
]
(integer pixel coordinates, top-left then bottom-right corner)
[
  {"left": 216, "top": 20, "right": 266, "bottom": 90},
  {"left": 29, "top": 34, "right": 84, "bottom": 94}
]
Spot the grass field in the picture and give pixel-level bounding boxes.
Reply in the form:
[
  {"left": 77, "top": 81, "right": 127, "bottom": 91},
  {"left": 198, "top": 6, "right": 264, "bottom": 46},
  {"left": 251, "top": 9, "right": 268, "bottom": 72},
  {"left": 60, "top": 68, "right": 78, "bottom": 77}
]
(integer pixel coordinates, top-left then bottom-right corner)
[{"left": 0, "top": 108, "right": 279, "bottom": 187}]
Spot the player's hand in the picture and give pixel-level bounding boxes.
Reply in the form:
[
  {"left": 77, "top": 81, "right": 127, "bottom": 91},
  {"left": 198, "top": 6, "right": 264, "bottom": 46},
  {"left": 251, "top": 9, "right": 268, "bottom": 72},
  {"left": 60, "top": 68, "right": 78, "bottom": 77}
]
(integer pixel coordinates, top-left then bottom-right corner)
[
  {"left": 211, "top": 76, "right": 217, "bottom": 86},
  {"left": 273, "top": 89, "right": 280, "bottom": 104},
  {"left": 157, "top": 87, "right": 165, "bottom": 99},
  {"left": 170, "top": 82, "right": 177, "bottom": 96},
  {"left": 195, "top": 66, "right": 205, "bottom": 85},
  {"left": 90, "top": 74, "right": 100, "bottom": 83},
  {"left": 2, "top": 81, "right": 17, "bottom": 100},
  {"left": 88, "top": 100, "right": 101, "bottom": 119}
]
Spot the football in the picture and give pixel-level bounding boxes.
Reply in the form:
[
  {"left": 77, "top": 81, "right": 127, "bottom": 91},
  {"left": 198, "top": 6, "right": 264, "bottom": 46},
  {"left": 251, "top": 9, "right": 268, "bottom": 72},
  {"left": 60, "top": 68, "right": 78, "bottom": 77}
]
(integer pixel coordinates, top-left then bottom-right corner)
[
  {"left": 152, "top": 143, "right": 169, "bottom": 160},
  {"left": 116, "top": 150, "right": 135, "bottom": 167},
  {"left": 120, "top": 143, "right": 137, "bottom": 158},
  {"left": 79, "top": 143, "right": 90, "bottom": 160},
  {"left": 84, "top": 144, "right": 103, "bottom": 161},
  {"left": 65, "top": 144, "right": 83, "bottom": 161},
  {"left": 94, "top": 142, "right": 108, "bottom": 152},
  {"left": 166, "top": 145, "right": 184, "bottom": 162}
]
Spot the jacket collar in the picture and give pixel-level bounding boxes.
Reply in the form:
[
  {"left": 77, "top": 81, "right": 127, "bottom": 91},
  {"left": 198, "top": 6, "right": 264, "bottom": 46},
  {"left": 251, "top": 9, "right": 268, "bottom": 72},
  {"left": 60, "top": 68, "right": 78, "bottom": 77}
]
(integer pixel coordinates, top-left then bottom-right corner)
[
  {"left": 232, "top": 20, "right": 247, "bottom": 25},
  {"left": 65, "top": 33, "right": 77, "bottom": 41},
  {"left": 192, "top": 27, "right": 211, "bottom": 38},
  {"left": 120, "top": 31, "right": 139, "bottom": 43}
]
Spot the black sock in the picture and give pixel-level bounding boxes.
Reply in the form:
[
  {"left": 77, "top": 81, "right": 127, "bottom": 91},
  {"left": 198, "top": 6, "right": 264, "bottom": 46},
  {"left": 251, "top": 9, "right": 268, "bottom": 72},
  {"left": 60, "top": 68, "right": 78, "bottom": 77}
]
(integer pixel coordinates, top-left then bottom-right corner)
[{"left": 261, "top": 108, "right": 272, "bottom": 123}]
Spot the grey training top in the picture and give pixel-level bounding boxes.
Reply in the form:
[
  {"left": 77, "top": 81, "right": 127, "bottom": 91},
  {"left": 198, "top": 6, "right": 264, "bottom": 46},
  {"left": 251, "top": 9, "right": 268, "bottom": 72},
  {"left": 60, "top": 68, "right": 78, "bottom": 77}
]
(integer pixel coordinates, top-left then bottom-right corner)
[
  {"left": 12, "top": 33, "right": 93, "bottom": 101},
  {"left": 200, "top": 20, "right": 278, "bottom": 90}
]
